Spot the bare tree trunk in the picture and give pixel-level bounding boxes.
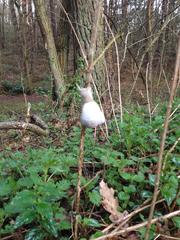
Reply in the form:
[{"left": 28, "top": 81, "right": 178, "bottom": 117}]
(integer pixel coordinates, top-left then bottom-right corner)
[
  {"left": 28, "top": 0, "right": 34, "bottom": 74},
  {"left": 9, "top": 0, "right": 19, "bottom": 43},
  {"left": 122, "top": 0, "right": 128, "bottom": 19},
  {"left": 49, "top": 0, "right": 56, "bottom": 40},
  {"left": 156, "top": 0, "right": 170, "bottom": 90},
  {"left": 57, "top": 0, "right": 74, "bottom": 75},
  {"left": 0, "top": 48, "right": 3, "bottom": 80},
  {"left": 34, "top": 0, "right": 64, "bottom": 106},
  {"left": 1, "top": 0, "right": 5, "bottom": 48},
  {"left": 72, "top": 0, "right": 105, "bottom": 92},
  {"left": 146, "top": 0, "right": 154, "bottom": 103},
  {"left": 22, "top": 0, "right": 32, "bottom": 93},
  {"left": 122, "top": 0, "right": 128, "bottom": 34}
]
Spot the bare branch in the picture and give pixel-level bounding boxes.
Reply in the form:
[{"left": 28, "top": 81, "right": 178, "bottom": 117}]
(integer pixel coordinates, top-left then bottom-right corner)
[{"left": 95, "top": 210, "right": 180, "bottom": 240}]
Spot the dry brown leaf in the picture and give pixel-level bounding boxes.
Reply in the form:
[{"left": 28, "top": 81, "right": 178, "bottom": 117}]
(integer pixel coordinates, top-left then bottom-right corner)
[{"left": 99, "top": 180, "right": 126, "bottom": 223}]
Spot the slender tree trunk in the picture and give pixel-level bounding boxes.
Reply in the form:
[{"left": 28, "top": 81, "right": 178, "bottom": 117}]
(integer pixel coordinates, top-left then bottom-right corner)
[
  {"left": 22, "top": 0, "right": 32, "bottom": 93},
  {"left": 1, "top": 0, "right": 5, "bottom": 49},
  {"left": 9, "top": 0, "right": 19, "bottom": 46},
  {"left": 0, "top": 47, "right": 3, "bottom": 80},
  {"left": 122, "top": 0, "right": 128, "bottom": 33},
  {"left": 34, "top": 0, "right": 64, "bottom": 105},
  {"left": 28, "top": 0, "right": 34, "bottom": 74},
  {"left": 146, "top": 0, "right": 154, "bottom": 102},
  {"left": 156, "top": 0, "right": 170, "bottom": 90},
  {"left": 122, "top": 0, "right": 128, "bottom": 18}
]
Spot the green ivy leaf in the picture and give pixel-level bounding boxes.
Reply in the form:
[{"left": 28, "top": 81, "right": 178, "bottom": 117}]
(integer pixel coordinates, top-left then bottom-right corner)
[
  {"left": 17, "top": 177, "right": 34, "bottom": 188},
  {"left": 41, "top": 218, "right": 58, "bottom": 238},
  {"left": 88, "top": 190, "right": 101, "bottom": 206},
  {"left": 141, "top": 190, "right": 152, "bottom": 198},
  {"left": 172, "top": 217, "right": 180, "bottom": 228},
  {"left": 0, "top": 180, "right": 12, "bottom": 197},
  {"left": 36, "top": 202, "right": 53, "bottom": 219},
  {"left": 161, "top": 175, "right": 178, "bottom": 205},
  {"left": 83, "top": 218, "right": 101, "bottom": 227},
  {"left": 14, "top": 210, "right": 36, "bottom": 229},
  {"left": 138, "top": 225, "right": 156, "bottom": 240},
  {"left": 123, "top": 185, "right": 136, "bottom": 193},
  {"left": 56, "top": 179, "right": 71, "bottom": 192},
  {"left": 90, "top": 231, "right": 104, "bottom": 239},
  {"left": 30, "top": 172, "right": 43, "bottom": 185},
  {"left": 25, "top": 228, "right": 46, "bottom": 240},
  {"left": 172, "top": 156, "right": 180, "bottom": 167},
  {"left": 176, "top": 197, "right": 180, "bottom": 206},
  {"left": 118, "top": 191, "right": 130, "bottom": 201},
  {"left": 0, "top": 224, "right": 14, "bottom": 235},
  {"left": 58, "top": 219, "right": 71, "bottom": 230},
  {"left": 120, "top": 172, "right": 133, "bottom": 180},
  {"left": 5, "top": 190, "right": 36, "bottom": 214},
  {"left": 133, "top": 173, "right": 145, "bottom": 182},
  {"left": 38, "top": 181, "right": 60, "bottom": 201},
  {"left": 149, "top": 174, "right": 156, "bottom": 186}
]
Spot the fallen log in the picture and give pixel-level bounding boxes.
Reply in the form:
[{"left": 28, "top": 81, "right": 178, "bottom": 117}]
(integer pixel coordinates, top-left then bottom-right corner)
[{"left": 0, "top": 121, "right": 49, "bottom": 136}]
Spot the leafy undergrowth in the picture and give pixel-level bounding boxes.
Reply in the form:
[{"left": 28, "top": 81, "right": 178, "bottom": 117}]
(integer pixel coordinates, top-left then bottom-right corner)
[{"left": 0, "top": 98, "right": 179, "bottom": 240}]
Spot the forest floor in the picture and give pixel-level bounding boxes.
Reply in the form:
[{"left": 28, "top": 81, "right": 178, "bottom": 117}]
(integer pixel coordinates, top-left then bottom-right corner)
[{"left": 0, "top": 49, "right": 179, "bottom": 240}]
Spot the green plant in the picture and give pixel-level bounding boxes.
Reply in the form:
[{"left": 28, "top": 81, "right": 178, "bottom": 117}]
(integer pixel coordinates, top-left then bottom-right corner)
[
  {"left": 1, "top": 80, "right": 24, "bottom": 95},
  {"left": 0, "top": 98, "right": 179, "bottom": 239},
  {"left": 0, "top": 148, "right": 75, "bottom": 238},
  {"left": 35, "top": 86, "right": 50, "bottom": 95}
]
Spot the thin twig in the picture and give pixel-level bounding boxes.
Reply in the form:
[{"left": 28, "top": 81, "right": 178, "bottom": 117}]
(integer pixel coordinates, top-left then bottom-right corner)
[
  {"left": 95, "top": 209, "right": 180, "bottom": 240},
  {"left": 1, "top": 230, "right": 28, "bottom": 240},
  {"left": 102, "top": 197, "right": 164, "bottom": 234},
  {"left": 145, "top": 35, "right": 180, "bottom": 240},
  {"left": 158, "top": 234, "right": 180, "bottom": 240},
  {"left": 105, "top": 61, "right": 121, "bottom": 138},
  {"left": 145, "top": 63, "right": 152, "bottom": 123},
  {"left": 74, "top": 126, "right": 86, "bottom": 240},
  {"left": 128, "top": 12, "right": 179, "bottom": 99},
  {"left": 81, "top": 170, "right": 103, "bottom": 190}
]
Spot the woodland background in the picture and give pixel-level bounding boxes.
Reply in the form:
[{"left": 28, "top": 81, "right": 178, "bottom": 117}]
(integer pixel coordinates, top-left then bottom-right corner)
[
  {"left": 0, "top": 0, "right": 179, "bottom": 105},
  {"left": 0, "top": 0, "right": 179, "bottom": 240}
]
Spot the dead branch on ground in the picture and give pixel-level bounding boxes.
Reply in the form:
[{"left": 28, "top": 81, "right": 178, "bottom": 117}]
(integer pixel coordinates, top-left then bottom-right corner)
[
  {"left": 0, "top": 121, "right": 49, "bottom": 136},
  {"left": 95, "top": 209, "right": 180, "bottom": 240}
]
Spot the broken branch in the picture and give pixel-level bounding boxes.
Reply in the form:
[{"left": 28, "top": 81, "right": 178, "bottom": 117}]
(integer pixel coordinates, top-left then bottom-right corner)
[{"left": 0, "top": 121, "right": 49, "bottom": 136}]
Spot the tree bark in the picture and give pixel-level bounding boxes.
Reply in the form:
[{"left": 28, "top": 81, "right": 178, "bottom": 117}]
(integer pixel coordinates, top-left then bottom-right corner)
[
  {"left": 57, "top": 0, "right": 75, "bottom": 75},
  {"left": 0, "top": 0, "right": 5, "bottom": 48},
  {"left": 146, "top": 0, "right": 154, "bottom": 101},
  {"left": 122, "top": 0, "right": 128, "bottom": 33},
  {"left": 34, "top": 0, "right": 64, "bottom": 105},
  {"left": 49, "top": 0, "right": 56, "bottom": 40},
  {"left": 21, "top": 0, "right": 32, "bottom": 93},
  {"left": 9, "top": 0, "right": 19, "bottom": 44},
  {"left": 28, "top": 0, "right": 34, "bottom": 74},
  {"left": 72, "top": 0, "right": 105, "bottom": 92}
]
